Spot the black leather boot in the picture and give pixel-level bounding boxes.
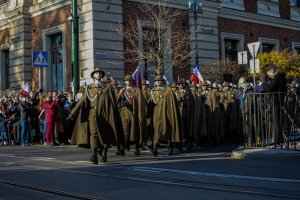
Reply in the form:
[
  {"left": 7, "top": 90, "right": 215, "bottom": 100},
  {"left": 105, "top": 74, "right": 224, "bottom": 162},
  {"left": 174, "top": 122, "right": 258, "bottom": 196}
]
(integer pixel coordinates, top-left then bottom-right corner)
[
  {"left": 116, "top": 143, "right": 125, "bottom": 156},
  {"left": 89, "top": 148, "right": 98, "bottom": 164},
  {"left": 168, "top": 141, "right": 174, "bottom": 156},
  {"left": 101, "top": 146, "right": 108, "bottom": 163},
  {"left": 135, "top": 143, "right": 140, "bottom": 155},
  {"left": 97, "top": 148, "right": 103, "bottom": 157},
  {"left": 152, "top": 143, "right": 158, "bottom": 157}
]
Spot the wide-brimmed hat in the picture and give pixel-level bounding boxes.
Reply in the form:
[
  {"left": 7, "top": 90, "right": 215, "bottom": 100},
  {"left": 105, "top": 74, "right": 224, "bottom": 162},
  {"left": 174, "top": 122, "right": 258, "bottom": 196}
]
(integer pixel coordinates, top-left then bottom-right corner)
[
  {"left": 142, "top": 80, "right": 150, "bottom": 85},
  {"left": 210, "top": 83, "right": 218, "bottom": 89},
  {"left": 171, "top": 82, "right": 178, "bottom": 88},
  {"left": 154, "top": 75, "right": 166, "bottom": 82},
  {"left": 123, "top": 75, "right": 133, "bottom": 82},
  {"left": 190, "top": 82, "right": 197, "bottom": 88},
  {"left": 223, "top": 82, "right": 231, "bottom": 87},
  {"left": 91, "top": 68, "right": 105, "bottom": 79},
  {"left": 201, "top": 80, "right": 208, "bottom": 86},
  {"left": 111, "top": 80, "right": 117, "bottom": 85},
  {"left": 102, "top": 75, "right": 111, "bottom": 82}
]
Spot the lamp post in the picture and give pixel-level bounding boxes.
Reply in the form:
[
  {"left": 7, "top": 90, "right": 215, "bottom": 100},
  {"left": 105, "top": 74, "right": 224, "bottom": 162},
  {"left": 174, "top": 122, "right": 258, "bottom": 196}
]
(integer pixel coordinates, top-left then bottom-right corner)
[
  {"left": 70, "top": 0, "right": 79, "bottom": 93},
  {"left": 188, "top": 0, "right": 203, "bottom": 69}
]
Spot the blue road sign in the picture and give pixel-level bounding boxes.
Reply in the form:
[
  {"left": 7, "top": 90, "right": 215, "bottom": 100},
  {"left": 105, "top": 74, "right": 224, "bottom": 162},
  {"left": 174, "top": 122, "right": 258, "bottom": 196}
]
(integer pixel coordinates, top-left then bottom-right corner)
[{"left": 32, "top": 51, "right": 48, "bottom": 67}]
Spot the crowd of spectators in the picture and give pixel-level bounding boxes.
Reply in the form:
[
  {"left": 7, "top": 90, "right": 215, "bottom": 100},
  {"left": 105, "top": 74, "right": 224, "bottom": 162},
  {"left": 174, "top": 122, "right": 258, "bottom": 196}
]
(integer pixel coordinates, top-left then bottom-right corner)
[{"left": 0, "top": 90, "right": 77, "bottom": 146}]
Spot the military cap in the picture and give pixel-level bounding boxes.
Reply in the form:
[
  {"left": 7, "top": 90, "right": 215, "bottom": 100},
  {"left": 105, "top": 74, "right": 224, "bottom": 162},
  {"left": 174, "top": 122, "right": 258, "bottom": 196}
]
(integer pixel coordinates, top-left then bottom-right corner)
[
  {"left": 142, "top": 80, "right": 150, "bottom": 85},
  {"left": 91, "top": 68, "right": 105, "bottom": 79},
  {"left": 111, "top": 80, "right": 117, "bottom": 85},
  {"left": 179, "top": 79, "right": 188, "bottom": 85},
  {"left": 190, "top": 82, "right": 197, "bottom": 88},
  {"left": 211, "top": 82, "right": 218, "bottom": 89},
  {"left": 123, "top": 75, "right": 133, "bottom": 82},
  {"left": 201, "top": 80, "right": 208, "bottom": 86},
  {"left": 223, "top": 82, "right": 231, "bottom": 87},
  {"left": 171, "top": 82, "right": 178, "bottom": 88},
  {"left": 102, "top": 75, "right": 111, "bottom": 82}
]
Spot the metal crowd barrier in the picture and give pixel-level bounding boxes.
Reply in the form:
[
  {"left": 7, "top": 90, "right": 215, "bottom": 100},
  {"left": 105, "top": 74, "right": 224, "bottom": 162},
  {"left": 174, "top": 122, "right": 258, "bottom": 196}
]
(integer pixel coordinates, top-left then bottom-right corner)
[{"left": 242, "top": 92, "right": 300, "bottom": 149}]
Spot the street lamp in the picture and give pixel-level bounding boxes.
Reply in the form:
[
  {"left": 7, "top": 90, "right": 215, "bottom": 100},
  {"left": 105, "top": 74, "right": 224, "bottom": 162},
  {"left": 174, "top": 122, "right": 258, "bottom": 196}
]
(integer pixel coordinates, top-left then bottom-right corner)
[
  {"left": 70, "top": 0, "right": 79, "bottom": 93},
  {"left": 188, "top": 0, "right": 203, "bottom": 68}
]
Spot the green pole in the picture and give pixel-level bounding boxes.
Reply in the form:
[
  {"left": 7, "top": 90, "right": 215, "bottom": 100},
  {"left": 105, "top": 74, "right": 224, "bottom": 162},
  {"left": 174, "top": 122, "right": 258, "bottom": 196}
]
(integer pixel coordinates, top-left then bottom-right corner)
[{"left": 71, "top": 0, "right": 79, "bottom": 93}]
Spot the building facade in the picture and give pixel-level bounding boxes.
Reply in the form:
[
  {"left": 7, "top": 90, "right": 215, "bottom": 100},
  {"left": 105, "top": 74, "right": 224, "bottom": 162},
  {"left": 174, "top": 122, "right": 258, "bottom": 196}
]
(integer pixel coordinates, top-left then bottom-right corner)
[{"left": 0, "top": 0, "right": 299, "bottom": 92}]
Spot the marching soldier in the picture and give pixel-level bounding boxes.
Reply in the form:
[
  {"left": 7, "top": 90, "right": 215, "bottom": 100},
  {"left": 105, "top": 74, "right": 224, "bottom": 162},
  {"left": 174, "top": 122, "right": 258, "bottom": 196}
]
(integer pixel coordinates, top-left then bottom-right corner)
[
  {"left": 220, "top": 82, "right": 234, "bottom": 138},
  {"left": 201, "top": 82, "right": 222, "bottom": 142},
  {"left": 150, "top": 75, "right": 182, "bottom": 156},
  {"left": 141, "top": 80, "right": 151, "bottom": 104},
  {"left": 189, "top": 82, "right": 207, "bottom": 148},
  {"left": 69, "top": 68, "right": 125, "bottom": 164},
  {"left": 171, "top": 82, "right": 178, "bottom": 94},
  {"left": 141, "top": 80, "right": 153, "bottom": 148},
  {"left": 111, "top": 80, "right": 122, "bottom": 95},
  {"left": 200, "top": 81, "right": 213, "bottom": 141},
  {"left": 177, "top": 79, "right": 191, "bottom": 145},
  {"left": 117, "top": 75, "right": 146, "bottom": 155}
]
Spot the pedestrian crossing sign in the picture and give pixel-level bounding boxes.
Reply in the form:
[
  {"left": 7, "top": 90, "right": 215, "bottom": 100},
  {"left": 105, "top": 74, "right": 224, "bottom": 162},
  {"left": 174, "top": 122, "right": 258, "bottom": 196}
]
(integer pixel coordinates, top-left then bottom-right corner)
[{"left": 32, "top": 51, "right": 48, "bottom": 67}]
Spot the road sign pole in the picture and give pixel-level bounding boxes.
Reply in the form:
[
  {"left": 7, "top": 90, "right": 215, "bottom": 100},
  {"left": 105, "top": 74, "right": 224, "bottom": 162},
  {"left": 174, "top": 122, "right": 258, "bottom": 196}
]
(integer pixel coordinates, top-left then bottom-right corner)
[{"left": 39, "top": 68, "right": 42, "bottom": 89}]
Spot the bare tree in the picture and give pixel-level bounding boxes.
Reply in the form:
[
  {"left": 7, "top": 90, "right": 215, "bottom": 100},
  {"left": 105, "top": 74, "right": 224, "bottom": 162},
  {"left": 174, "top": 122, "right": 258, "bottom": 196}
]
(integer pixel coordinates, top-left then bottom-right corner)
[
  {"left": 201, "top": 60, "right": 240, "bottom": 82},
  {"left": 116, "top": 0, "right": 192, "bottom": 76}
]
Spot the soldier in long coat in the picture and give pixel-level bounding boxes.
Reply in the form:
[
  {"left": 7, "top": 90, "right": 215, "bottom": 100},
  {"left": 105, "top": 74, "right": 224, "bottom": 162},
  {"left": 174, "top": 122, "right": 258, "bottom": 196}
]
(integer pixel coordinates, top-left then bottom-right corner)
[
  {"left": 150, "top": 75, "right": 182, "bottom": 156},
  {"left": 141, "top": 80, "right": 153, "bottom": 147},
  {"left": 201, "top": 81, "right": 213, "bottom": 140},
  {"left": 177, "top": 79, "right": 191, "bottom": 145},
  {"left": 189, "top": 82, "right": 207, "bottom": 148},
  {"left": 220, "top": 82, "right": 234, "bottom": 138},
  {"left": 117, "top": 75, "right": 146, "bottom": 155},
  {"left": 202, "top": 83, "right": 222, "bottom": 141},
  {"left": 69, "top": 68, "right": 124, "bottom": 164}
]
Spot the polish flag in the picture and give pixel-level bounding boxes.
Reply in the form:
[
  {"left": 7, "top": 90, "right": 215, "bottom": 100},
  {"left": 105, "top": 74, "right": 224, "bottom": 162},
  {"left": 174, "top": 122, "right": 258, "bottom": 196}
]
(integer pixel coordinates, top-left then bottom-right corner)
[
  {"left": 189, "top": 64, "right": 203, "bottom": 84},
  {"left": 20, "top": 83, "right": 31, "bottom": 97},
  {"left": 131, "top": 63, "right": 142, "bottom": 88}
]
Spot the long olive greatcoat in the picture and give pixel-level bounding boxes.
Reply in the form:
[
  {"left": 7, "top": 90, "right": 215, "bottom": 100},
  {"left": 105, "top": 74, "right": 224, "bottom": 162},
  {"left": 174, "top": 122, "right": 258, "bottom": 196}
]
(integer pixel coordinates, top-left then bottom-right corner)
[
  {"left": 151, "top": 86, "right": 182, "bottom": 143},
  {"left": 190, "top": 90, "right": 207, "bottom": 138},
  {"left": 117, "top": 87, "right": 146, "bottom": 144},
  {"left": 70, "top": 82, "right": 124, "bottom": 146},
  {"left": 205, "top": 90, "right": 223, "bottom": 139}
]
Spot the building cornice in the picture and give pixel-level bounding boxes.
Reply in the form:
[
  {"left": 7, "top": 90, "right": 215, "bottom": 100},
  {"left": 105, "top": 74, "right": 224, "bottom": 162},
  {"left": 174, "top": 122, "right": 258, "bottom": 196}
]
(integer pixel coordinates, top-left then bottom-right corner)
[
  {"left": 30, "top": 0, "right": 71, "bottom": 18},
  {"left": 219, "top": 8, "right": 300, "bottom": 31}
]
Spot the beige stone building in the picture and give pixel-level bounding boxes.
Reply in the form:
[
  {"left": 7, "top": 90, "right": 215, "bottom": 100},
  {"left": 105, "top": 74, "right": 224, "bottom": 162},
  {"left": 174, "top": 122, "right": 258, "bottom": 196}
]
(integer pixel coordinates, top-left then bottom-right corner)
[{"left": 0, "top": 0, "right": 300, "bottom": 92}]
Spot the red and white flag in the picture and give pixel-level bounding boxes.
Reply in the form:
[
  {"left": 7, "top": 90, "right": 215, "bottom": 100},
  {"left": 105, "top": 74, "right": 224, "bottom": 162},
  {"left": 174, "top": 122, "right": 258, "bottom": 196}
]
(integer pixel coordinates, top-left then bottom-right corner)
[
  {"left": 131, "top": 63, "right": 142, "bottom": 88},
  {"left": 20, "top": 83, "right": 31, "bottom": 97},
  {"left": 189, "top": 64, "right": 203, "bottom": 84}
]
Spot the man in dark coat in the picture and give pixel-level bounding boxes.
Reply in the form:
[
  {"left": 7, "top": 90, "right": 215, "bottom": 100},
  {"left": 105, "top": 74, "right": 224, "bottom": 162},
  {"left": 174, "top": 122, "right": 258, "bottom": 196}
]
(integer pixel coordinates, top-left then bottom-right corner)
[
  {"left": 69, "top": 68, "right": 124, "bottom": 164},
  {"left": 264, "top": 64, "right": 287, "bottom": 146}
]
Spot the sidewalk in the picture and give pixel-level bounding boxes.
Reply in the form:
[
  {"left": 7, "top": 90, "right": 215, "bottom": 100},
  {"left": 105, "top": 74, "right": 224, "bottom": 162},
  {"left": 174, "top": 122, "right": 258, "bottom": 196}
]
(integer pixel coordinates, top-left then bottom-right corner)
[{"left": 231, "top": 146, "right": 300, "bottom": 161}]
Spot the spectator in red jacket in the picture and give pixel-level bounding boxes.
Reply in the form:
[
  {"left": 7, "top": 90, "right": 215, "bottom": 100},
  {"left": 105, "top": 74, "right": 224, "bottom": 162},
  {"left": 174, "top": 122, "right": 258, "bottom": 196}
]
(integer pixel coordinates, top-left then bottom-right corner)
[{"left": 42, "top": 92, "right": 58, "bottom": 146}]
